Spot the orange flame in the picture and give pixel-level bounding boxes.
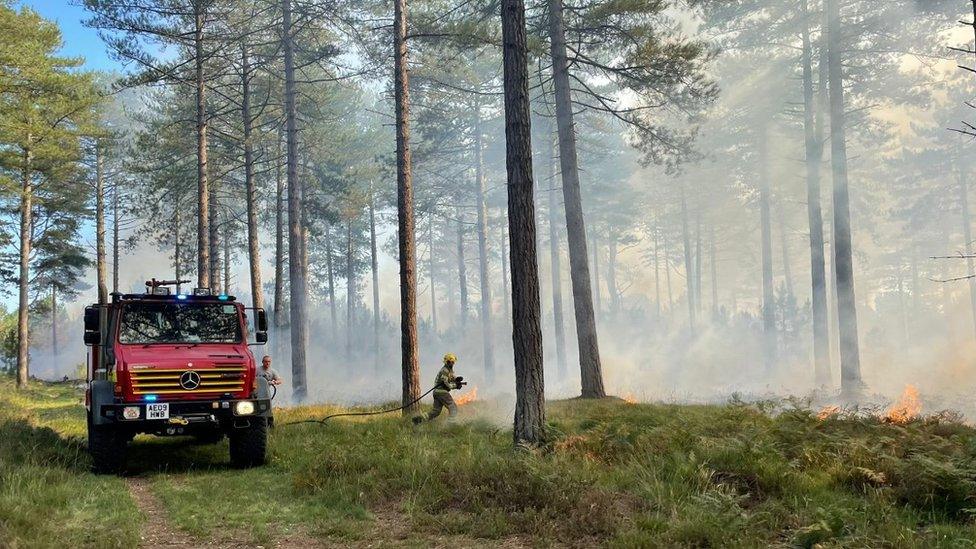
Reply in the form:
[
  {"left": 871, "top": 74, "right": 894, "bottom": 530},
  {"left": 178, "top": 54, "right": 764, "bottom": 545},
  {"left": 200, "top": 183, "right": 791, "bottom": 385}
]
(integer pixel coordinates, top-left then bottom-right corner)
[
  {"left": 455, "top": 386, "right": 478, "bottom": 406},
  {"left": 622, "top": 393, "right": 637, "bottom": 405},
  {"left": 883, "top": 385, "right": 922, "bottom": 424},
  {"left": 817, "top": 405, "right": 840, "bottom": 420}
]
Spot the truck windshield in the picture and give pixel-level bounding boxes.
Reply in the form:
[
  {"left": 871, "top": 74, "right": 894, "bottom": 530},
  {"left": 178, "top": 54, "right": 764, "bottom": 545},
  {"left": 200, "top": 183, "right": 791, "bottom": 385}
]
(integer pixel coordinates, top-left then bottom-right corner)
[{"left": 118, "top": 302, "right": 242, "bottom": 344}]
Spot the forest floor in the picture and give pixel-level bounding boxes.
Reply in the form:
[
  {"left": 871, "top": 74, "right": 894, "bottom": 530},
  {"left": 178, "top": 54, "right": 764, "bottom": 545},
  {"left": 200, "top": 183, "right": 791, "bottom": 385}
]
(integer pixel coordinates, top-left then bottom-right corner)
[{"left": 3, "top": 378, "right": 976, "bottom": 548}]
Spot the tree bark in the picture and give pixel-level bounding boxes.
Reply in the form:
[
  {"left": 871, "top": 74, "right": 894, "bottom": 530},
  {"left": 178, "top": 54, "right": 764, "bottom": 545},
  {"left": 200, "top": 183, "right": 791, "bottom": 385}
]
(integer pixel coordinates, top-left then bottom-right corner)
[
  {"left": 826, "top": 0, "right": 863, "bottom": 392},
  {"left": 223, "top": 220, "right": 230, "bottom": 294},
  {"left": 709, "top": 223, "right": 718, "bottom": 319},
  {"left": 17, "top": 146, "right": 32, "bottom": 388},
  {"left": 325, "top": 223, "right": 338, "bottom": 342},
  {"left": 474, "top": 110, "right": 496, "bottom": 382},
  {"left": 347, "top": 220, "right": 356, "bottom": 360},
  {"left": 758, "top": 123, "right": 777, "bottom": 372},
  {"left": 680, "top": 185, "right": 696, "bottom": 333},
  {"left": 273, "top": 130, "right": 285, "bottom": 333},
  {"left": 428, "top": 219, "right": 438, "bottom": 333},
  {"left": 607, "top": 233, "right": 620, "bottom": 316},
  {"left": 112, "top": 179, "right": 120, "bottom": 294},
  {"left": 95, "top": 142, "right": 108, "bottom": 304},
  {"left": 208, "top": 185, "right": 220, "bottom": 291},
  {"left": 394, "top": 0, "right": 420, "bottom": 412},
  {"left": 802, "top": 0, "right": 831, "bottom": 386},
  {"left": 51, "top": 285, "right": 58, "bottom": 360},
  {"left": 591, "top": 232, "right": 601, "bottom": 318},
  {"left": 547, "top": 0, "right": 604, "bottom": 398},
  {"left": 958, "top": 171, "right": 976, "bottom": 342},
  {"left": 545, "top": 128, "right": 567, "bottom": 378},
  {"left": 500, "top": 219, "right": 510, "bottom": 321},
  {"left": 242, "top": 46, "right": 263, "bottom": 310},
  {"left": 369, "top": 186, "right": 381, "bottom": 371},
  {"left": 283, "top": 0, "right": 307, "bottom": 400},
  {"left": 195, "top": 1, "right": 210, "bottom": 289},
  {"left": 456, "top": 205, "right": 468, "bottom": 328},
  {"left": 653, "top": 223, "right": 661, "bottom": 318},
  {"left": 502, "top": 0, "right": 546, "bottom": 445}
]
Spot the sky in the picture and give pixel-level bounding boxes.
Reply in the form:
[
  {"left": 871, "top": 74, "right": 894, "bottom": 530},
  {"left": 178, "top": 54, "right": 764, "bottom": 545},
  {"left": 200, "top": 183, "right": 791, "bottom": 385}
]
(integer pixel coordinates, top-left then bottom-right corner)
[{"left": 20, "top": 0, "right": 120, "bottom": 72}]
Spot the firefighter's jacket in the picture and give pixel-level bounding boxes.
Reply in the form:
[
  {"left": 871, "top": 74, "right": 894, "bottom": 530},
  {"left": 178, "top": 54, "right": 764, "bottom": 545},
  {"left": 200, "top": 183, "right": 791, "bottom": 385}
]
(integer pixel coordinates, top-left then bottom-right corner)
[{"left": 433, "top": 365, "right": 459, "bottom": 394}]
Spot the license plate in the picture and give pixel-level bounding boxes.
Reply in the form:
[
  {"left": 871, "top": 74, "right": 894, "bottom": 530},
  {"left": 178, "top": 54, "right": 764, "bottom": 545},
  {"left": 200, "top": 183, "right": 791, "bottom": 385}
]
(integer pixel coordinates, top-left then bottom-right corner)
[{"left": 146, "top": 403, "right": 170, "bottom": 420}]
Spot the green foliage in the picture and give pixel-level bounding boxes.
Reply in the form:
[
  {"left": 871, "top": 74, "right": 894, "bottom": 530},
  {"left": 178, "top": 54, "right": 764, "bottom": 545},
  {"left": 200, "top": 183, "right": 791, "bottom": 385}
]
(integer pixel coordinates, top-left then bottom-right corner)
[
  {"left": 4, "top": 381, "right": 976, "bottom": 546},
  {"left": 0, "top": 379, "right": 140, "bottom": 547}
]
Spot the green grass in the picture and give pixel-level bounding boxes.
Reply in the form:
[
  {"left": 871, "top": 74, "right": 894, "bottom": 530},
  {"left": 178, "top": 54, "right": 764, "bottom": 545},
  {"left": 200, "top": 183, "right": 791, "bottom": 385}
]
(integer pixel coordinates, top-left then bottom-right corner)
[{"left": 3, "top": 377, "right": 976, "bottom": 547}]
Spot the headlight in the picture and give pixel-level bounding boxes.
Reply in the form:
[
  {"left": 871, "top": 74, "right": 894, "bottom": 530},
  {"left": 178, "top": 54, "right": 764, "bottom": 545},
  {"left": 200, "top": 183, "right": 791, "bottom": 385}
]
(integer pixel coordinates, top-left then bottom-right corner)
[
  {"left": 234, "top": 401, "right": 255, "bottom": 416},
  {"left": 122, "top": 406, "right": 141, "bottom": 420}
]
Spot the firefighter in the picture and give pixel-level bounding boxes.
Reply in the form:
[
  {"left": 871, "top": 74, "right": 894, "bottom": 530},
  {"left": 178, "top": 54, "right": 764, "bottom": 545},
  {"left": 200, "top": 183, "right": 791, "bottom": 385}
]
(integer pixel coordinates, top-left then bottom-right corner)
[
  {"left": 259, "top": 355, "right": 281, "bottom": 428},
  {"left": 412, "top": 353, "right": 464, "bottom": 424},
  {"left": 260, "top": 355, "right": 282, "bottom": 386}
]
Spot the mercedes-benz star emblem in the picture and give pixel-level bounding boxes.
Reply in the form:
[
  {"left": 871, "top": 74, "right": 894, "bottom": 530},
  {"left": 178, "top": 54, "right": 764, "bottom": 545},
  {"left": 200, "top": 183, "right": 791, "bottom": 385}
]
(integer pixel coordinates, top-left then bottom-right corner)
[{"left": 180, "top": 370, "right": 201, "bottom": 390}]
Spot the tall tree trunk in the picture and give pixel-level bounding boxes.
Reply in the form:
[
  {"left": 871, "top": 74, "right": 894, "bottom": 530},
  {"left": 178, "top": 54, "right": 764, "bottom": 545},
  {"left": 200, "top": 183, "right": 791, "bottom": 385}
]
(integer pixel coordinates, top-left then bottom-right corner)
[
  {"left": 16, "top": 146, "right": 32, "bottom": 388},
  {"left": 369, "top": 187, "right": 381, "bottom": 371},
  {"left": 208, "top": 186, "right": 220, "bottom": 291},
  {"left": 826, "top": 0, "right": 863, "bottom": 393},
  {"left": 778, "top": 204, "right": 794, "bottom": 301},
  {"left": 95, "top": 142, "right": 108, "bottom": 304},
  {"left": 112, "top": 180, "right": 120, "bottom": 294},
  {"left": 456, "top": 205, "right": 468, "bottom": 328},
  {"left": 591, "top": 233, "right": 601, "bottom": 318},
  {"left": 428, "top": 219, "right": 438, "bottom": 333},
  {"left": 51, "top": 285, "right": 58, "bottom": 360},
  {"left": 325, "top": 224, "right": 338, "bottom": 342},
  {"left": 802, "top": 0, "right": 831, "bottom": 386},
  {"left": 653, "top": 223, "right": 661, "bottom": 318},
  {"left": 394, "top": 0, "right": 420, "bottom": 412},
  {"left": 957, "top": 171, "right": 976, "bottom": 342},
  {"left": 273, "top": 131, "right": 285, "bottom": 333},
  {"left": 283, "top": 0, "right": 307, "bottom": 399},
  {"left": 195, "top": 1, "right": 210, "bottom": 289},
  {"left": 500, "top": 219, "right": 511, "bottom": 321},
  {"left": 758, "top": 123, "right": 777, "bottom": 372},
  {"left": 242, "top": 46, "right": 263, "bottom": 309},
  {"left": 710, "top": 223, "right": 718, "bottom": 319},
  {"left": 547, "top": 0, "right": 604, "bottom": 398},
  {"left": 665, "top": 230, "right": 673, "bottom": 313},
  {"left": 607, "top": 233, "right": 620, "bottom": 316},
  {"left": 474, "top": 110, "right": 495, "bottom": 382},
  {"left": 174, "top": 201, "right": 182, "bottom": 288},
  {"left": 347, "top": 220, "right": 356, "bottom": 360},
  {"left": 223, "top": 221, "right": 230, "bottom": 293},
  {"left": 694, "top": 208, "right": 703, "bottom": 317},
  {"left": 680, "top": 185, "right": 696, "bottom": 333},
  {"left": 545, "top": 128, "right": 567, "bottom": 378},
  {"left": 502, "top": 0, "right": 546, "bottom": 444}
]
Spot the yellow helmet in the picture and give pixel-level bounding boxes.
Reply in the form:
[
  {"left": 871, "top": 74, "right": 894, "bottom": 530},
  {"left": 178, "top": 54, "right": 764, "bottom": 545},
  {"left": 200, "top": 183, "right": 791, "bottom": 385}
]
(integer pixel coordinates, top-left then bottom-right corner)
[{"left": 443, "top": 353, "right": 457, "bottom": 364}]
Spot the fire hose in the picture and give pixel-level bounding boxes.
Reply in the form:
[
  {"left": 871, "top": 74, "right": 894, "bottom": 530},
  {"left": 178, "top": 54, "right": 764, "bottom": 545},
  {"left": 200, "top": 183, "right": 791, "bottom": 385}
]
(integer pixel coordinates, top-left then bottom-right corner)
[{"left": 280, "top": 378, "right": 467, "bottom": 427}]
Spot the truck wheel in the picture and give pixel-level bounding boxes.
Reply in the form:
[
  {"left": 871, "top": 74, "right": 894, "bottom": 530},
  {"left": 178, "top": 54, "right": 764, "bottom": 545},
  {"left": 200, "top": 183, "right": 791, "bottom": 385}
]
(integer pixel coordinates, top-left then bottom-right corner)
[
  {"left": 88, "top": 416, "right": 127, "bottom": 475},
  {"left": 229, "top": 418, "right": 267, "bottom": 468}
]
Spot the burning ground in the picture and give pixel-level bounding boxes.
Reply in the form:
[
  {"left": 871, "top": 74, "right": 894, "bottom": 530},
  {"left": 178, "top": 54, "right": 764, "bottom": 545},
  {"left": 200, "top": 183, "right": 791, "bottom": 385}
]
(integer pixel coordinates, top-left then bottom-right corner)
[{"left": 4, "top": 378, "right": 976, "bottom": 547}]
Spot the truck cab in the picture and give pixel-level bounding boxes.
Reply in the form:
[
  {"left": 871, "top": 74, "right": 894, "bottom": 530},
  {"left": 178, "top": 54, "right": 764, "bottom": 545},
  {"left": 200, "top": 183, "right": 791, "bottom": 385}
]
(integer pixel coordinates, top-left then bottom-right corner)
[{"left": 84, "top": 279, "right": 272, "bottom": 474}]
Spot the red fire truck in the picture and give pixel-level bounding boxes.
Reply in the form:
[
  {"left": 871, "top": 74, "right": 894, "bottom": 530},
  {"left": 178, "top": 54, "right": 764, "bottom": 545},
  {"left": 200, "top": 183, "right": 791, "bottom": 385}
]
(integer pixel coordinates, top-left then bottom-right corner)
[{"left": 84, "top": 279, "right": 272, "bottom": 474}]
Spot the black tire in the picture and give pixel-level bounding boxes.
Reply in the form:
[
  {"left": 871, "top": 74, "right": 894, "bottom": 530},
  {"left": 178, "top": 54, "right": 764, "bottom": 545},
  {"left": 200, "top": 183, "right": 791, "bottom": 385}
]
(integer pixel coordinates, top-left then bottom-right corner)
[
  {"left": 228, "top": 417, "right": 267, "bottom": 468},
  {"left": 88, "top": 415, "right": 128, "bottom": 475}
]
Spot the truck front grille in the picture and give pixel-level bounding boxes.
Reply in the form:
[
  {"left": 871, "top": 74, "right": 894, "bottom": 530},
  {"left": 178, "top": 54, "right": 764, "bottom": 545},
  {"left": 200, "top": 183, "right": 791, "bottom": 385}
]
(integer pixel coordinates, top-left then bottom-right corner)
[{"left": 129, "top": 365, "right": 247, "bottom": 395}]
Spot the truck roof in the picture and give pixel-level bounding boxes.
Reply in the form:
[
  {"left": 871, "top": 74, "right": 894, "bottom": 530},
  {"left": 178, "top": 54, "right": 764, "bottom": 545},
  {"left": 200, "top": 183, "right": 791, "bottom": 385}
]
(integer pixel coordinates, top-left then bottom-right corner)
[{"left": 110, "top": 292, "right": 238, "bottom": 304}]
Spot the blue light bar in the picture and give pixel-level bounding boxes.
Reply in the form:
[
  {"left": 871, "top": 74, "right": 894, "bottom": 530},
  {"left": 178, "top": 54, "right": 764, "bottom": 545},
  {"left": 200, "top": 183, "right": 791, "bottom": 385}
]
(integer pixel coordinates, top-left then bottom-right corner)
[
  {"left": 176, "top": 294, "right": 188, "bottom": 300},
  {"left": 144, "top": 394, "right": 158, "bottom": 402},
  {"left": 217, "top": 294, "right": 229, "bottom": 301}
]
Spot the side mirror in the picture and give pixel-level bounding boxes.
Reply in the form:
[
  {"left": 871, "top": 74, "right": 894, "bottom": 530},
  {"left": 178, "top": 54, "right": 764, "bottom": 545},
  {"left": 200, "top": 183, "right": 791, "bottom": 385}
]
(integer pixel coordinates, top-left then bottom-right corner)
[
  {"left": 255, "top": 332, "right": 268, "bottom": 344},
  {"left": 84, "top": 331, "right": 100, "bottom": 346},
  {"left": 84, "top": 306, "right": 100, "bottom": 332},
  {"left": 256, "top": 309, "right": 268, "bottom": 332}
]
